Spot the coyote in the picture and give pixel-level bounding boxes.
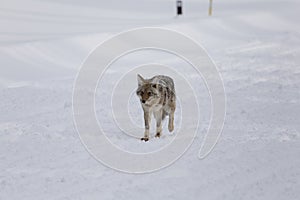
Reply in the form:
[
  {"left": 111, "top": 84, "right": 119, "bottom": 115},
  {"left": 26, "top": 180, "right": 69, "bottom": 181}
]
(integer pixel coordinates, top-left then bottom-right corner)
[{"left": 136, "top": 74, "right": 176, "bottom": 141}]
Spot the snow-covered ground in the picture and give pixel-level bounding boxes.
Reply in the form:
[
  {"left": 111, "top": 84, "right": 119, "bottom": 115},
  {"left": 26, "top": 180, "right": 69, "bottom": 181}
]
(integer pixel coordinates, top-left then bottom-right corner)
[{"left": 0, "top": 0, "right": 300, "bottom": 199}]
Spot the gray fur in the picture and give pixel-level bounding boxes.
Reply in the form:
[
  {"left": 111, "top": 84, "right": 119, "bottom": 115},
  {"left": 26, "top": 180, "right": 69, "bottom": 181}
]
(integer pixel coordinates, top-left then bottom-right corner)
[{"left": 136, "top": 74, "right": 176, "bottom": 141}]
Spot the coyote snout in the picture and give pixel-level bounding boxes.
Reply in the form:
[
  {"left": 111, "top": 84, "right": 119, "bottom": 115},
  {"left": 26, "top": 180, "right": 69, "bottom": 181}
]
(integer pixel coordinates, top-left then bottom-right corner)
[{"left": 136, "top": 74, "right": 176, "bottom": 141}]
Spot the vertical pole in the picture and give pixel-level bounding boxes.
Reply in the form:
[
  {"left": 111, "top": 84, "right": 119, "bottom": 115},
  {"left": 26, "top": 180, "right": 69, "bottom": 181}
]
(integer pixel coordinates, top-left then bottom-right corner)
[
  {"left": 177, "top": 0, "right": 182, "bottom": 16},
  {"left": 209, "top": 0, "right": 213, "bottom": 16}
]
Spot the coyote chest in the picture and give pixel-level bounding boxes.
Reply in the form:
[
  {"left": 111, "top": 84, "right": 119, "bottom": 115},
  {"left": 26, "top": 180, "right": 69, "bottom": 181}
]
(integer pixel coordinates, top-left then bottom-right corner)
[{"left": 136, "top": 74, "right": 176, "bottom": 141}]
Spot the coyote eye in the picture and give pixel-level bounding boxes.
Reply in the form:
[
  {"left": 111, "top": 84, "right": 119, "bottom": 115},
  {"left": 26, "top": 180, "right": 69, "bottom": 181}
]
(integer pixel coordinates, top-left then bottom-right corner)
[
  {"left": 137, "top": 91, "right": 143, "bottom": 96},
  {"left": 148, "top": 92, "right": 153, "bottom": 96}
]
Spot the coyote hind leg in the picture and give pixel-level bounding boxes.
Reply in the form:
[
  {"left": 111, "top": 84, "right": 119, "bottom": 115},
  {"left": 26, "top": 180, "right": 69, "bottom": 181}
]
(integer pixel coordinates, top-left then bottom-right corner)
[
  {"left": 168, "top": 108, "right": 175, "bottom": 132},
  {"left": 154, "top": 109, "right": 162, "bottom": 138}
]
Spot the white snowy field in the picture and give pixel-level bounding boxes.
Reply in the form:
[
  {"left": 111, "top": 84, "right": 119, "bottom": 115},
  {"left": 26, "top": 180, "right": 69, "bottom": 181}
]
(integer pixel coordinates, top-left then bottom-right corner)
[{"left": 0, "top": 0, "right": 300, "bottom": 199}]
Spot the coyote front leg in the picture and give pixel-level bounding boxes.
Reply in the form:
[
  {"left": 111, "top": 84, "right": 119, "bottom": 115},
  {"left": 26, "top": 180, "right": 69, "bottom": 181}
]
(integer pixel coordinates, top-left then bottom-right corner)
[{"left": 141, "top": 110, "right": 151, "bottom": 141}]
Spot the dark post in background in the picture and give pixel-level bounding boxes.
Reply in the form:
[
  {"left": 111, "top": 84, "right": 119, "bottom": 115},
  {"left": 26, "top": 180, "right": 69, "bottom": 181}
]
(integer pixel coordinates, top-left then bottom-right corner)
[{"left": 176, "top": 0, "right": 182, "bottom": 15}]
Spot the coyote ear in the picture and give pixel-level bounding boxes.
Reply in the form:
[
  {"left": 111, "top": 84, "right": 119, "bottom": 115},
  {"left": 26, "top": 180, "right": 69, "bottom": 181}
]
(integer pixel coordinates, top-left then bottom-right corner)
[
  {"left": 151, "top": 76, "right": 159, "bottom": 84},
  {"left": 137, "top": 74, "right": 145, "bottom": 86}
]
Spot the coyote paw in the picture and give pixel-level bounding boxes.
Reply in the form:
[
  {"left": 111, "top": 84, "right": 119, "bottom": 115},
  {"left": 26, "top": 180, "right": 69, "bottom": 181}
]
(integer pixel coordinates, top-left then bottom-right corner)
[
  {"left": 168, "top": 124, "right": 174, "bottom": 132},
  {"left": 141, "top": 137, "right": 149, "bottom": 142},
  {"left": 155, "top": 132, "right": 161, "bottom": 138}
]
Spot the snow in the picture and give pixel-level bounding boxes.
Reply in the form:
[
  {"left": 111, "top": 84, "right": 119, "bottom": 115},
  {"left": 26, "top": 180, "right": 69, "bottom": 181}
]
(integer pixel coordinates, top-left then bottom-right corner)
[{"left": 0, "top": 0, "right": 300, "bottom": 199}]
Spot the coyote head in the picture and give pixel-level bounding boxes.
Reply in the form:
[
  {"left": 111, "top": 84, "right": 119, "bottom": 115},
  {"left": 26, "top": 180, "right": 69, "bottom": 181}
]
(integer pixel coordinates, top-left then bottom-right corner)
[{"left": 136, "top": 74, "right": 161, "bottom": 107}]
